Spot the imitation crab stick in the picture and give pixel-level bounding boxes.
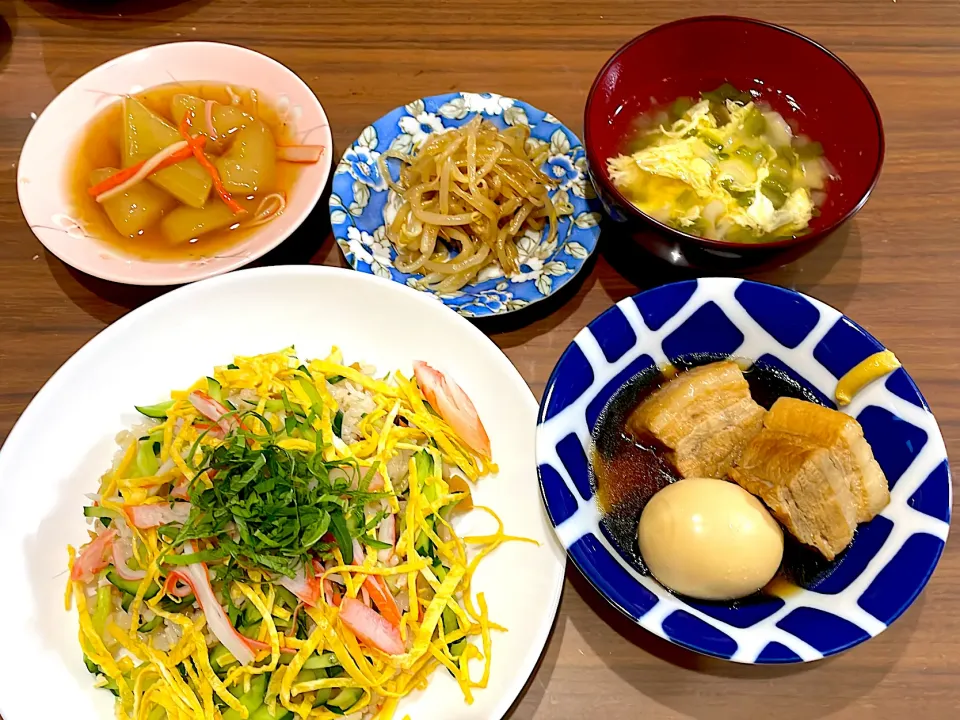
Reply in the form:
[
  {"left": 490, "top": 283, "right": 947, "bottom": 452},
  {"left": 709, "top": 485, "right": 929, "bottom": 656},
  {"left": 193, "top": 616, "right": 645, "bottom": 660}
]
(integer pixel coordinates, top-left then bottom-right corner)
[
  {"left": 70, "top": 528, "right": 118, "bottom": 582},
  {"left": 413, "top": 361, "right": 491, "bottom": 458},
  {"left": 178, "top": 112, "right": 245, "bottom": 215},
  {"left": 338, "top": 597, "right": 404, "bottom": 656},
  {"left": 88, "top": 142, "right": 196, "bottom": 200}
]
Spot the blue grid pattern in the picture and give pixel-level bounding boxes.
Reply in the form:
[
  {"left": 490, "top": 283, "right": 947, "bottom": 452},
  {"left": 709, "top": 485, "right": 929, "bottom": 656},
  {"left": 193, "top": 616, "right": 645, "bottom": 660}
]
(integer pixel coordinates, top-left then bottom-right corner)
[{"left": 536, "top": 278, "right": 952, "bottom": 663}]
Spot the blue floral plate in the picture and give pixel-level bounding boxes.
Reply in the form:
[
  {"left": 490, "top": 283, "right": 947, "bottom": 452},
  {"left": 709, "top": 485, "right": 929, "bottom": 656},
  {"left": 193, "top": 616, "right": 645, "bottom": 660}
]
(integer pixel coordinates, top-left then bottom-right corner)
[
  {"left": 537, "top": 278, "right": 952, "bottom": 663},
  {"left": 330, "top": 92, "right": 602, "bottom": 317}
]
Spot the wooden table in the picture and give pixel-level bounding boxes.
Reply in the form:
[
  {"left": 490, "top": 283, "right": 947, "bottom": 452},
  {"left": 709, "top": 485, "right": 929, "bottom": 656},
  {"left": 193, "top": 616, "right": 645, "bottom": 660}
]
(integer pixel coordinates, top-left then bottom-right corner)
[{"left": 1, "top": 0, "right": 957, "bottom": 718}]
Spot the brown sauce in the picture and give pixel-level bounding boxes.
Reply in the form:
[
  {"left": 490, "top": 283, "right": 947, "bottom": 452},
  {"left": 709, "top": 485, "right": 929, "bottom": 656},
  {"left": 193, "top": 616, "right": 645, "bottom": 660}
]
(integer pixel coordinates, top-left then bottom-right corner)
[
  {"left": 66, "top": 82, "right": 301, "bottom": 262},
  {"left": 590, "top": 354, "right": 841, "bottom": 605}
]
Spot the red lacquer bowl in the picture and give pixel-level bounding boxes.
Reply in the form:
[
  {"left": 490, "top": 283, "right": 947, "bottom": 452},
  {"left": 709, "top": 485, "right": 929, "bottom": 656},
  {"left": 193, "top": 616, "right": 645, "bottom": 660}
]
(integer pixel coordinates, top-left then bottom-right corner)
[{"left": 585, "top": 16, "right": 884, "bottom": 268}]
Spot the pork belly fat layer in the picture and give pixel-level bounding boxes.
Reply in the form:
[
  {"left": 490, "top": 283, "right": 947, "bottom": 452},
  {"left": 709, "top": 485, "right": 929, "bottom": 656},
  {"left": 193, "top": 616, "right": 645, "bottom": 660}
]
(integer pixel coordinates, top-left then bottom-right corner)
[
  {"left": 731, "top": 430, "right": 858, "bottom": 560},
  {"left": 627, "top": 361, "right": 765, "bottom": 479},
  {"left": 765, "top": 397, "right": 890, "bottom": 522}
]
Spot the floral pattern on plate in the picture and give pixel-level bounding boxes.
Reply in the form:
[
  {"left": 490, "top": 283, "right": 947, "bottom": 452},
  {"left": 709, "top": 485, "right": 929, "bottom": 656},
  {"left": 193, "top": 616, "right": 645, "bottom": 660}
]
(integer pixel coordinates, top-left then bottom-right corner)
[{"left": 330, "top": 92, "right": 602, "bottom": 317}]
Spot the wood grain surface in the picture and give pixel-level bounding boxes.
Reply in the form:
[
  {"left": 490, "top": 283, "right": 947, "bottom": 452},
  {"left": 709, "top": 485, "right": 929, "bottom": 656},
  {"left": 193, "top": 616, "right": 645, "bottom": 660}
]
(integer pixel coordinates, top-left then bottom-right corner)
[{"left": 1, "top": 0, "right": 958, "bottom": 718}]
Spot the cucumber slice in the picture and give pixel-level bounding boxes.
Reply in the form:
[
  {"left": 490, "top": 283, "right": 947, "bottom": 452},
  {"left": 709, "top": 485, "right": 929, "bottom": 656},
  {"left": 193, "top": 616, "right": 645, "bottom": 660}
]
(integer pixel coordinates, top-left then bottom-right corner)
[
  {"left": 250, "top": 705, "right": 291, "bottom": 720},
  {"left": 135, "top": 400, "right": 174, "bottom": 419},
  {"left": 441, "top": 604, "right": 458, "bottom": 635},
  {"left": 238, "top": 622, "right": 260, "bottom": 639},
  {"left": 82, "top": 654, "right": 99, "bottom": 675},
  {"left": 441, "top": 604, "right": 466, "bottom": 667},
  {"left": 206, "top": 377, "right": 223, "bottom": 402},
  {"left": 273, "top": 616, "right": 292, "bottom": 630},
  {"left": 310, "top": 669, "right": 333, "bottom": 705},
  {"left": 210, "top": 644, "right": 237, "bottom": 670},
  {"left": 102, "top": 676, "right": 120, "bottom": 697},
  {"left": 158, "top": 593, "right": 195, "bottom": 612},
  {"left": 450, "top": 637, "right": 467, "bottom": 659},
  {"left": 138, "top": 613, "right": 164, "bottom": 633},
  {"left": 83, "top": 506, "right": 119, "bottom": 522},
  {"left": 274, "top": 586, "right": 299, "bottom": 610},
  {"left": 302, "top": 652, "right": 340, "bottom": 670},
  {"left": 415, "top": 515, "right": 435, "bottom": 557},
  {"left": 223, "top": 673, "right": 268, "bottom": 720},
  {"left": 106, "top": 569, "right": 160, "bottom": 599},
  {"left": 243, "top": 602, "right": 263, "bottom": 626},
  {"left": 135, "top": 439, "right": 159, "bottom": 477},
  {"left": 326, "top": 687, "right": 363, "bottom": 712}
]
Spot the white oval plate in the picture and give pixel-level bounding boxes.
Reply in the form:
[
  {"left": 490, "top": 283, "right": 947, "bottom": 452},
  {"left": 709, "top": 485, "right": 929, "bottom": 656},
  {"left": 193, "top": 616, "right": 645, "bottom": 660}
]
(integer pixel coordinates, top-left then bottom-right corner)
[
  {"left": 0, "top": 266, "right": 564, "bottom": 719},
  {"left": 17, "top": 42, "right": 333, "bottom": 286}
]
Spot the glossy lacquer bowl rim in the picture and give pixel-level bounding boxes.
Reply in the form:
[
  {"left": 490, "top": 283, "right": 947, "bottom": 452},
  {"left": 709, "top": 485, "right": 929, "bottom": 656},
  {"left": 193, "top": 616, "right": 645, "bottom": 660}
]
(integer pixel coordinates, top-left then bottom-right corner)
[{"left": 583, "top": 16, "right": 886, "bottom": 252}]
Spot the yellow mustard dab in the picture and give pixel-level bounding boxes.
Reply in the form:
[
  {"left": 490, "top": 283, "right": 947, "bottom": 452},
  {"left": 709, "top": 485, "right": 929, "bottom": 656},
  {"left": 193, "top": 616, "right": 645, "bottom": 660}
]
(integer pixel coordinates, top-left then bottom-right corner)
[{"left": 835, "top": 350, "right": 902, "bottom": 405}]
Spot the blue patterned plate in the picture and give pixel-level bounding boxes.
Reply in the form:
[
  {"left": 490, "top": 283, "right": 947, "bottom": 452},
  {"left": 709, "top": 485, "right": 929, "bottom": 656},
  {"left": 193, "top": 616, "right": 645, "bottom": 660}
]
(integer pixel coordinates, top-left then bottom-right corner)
[
  {"left": 537, "top": 278, "right": 952, "bottom": 663},
  {"left": 330, "top": 92, "right": 602, "bottom": 317}
]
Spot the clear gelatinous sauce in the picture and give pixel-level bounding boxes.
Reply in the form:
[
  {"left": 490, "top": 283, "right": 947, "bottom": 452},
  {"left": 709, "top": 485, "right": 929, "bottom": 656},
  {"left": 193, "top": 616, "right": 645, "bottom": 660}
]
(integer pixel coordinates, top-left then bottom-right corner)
[
  {"left": 67, "top": 82, "right": 301, "bottom": 262},
  {"left": 590, "top": 354, "right": 842, "bottom": 606}
]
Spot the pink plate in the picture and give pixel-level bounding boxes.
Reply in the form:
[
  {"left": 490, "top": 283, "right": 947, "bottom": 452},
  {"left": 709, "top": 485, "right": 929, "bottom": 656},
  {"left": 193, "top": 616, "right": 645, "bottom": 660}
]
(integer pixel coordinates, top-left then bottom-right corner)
[{"left": 17, "top": 41, "right": 332, "bottom": 286}]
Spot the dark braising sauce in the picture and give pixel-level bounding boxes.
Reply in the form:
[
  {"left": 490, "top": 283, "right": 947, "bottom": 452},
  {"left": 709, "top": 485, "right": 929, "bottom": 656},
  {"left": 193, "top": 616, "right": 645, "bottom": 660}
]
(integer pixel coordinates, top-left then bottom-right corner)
[{"left": 590, "top": 354, "right": 842, "bottom": 605}]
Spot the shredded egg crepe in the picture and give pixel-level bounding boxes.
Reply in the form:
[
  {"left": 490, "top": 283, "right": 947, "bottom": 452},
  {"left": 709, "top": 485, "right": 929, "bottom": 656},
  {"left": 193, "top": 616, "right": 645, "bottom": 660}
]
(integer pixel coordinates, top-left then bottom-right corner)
[{"left": 67, "top": 348, "right": 532, "bottom": 720}]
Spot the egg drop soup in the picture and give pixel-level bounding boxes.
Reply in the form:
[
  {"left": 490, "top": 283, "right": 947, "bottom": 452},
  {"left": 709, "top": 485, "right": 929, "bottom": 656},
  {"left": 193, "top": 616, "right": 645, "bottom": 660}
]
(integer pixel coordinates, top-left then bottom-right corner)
[{"left": 606, "top": 84, "right": 834, "bottom": 243}]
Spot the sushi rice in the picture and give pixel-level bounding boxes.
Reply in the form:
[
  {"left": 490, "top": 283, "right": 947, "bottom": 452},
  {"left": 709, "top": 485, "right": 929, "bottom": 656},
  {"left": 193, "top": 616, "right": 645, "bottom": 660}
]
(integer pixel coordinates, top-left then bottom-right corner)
[{"left": 67, "top": 347, "right": 530, "bottom": 720}]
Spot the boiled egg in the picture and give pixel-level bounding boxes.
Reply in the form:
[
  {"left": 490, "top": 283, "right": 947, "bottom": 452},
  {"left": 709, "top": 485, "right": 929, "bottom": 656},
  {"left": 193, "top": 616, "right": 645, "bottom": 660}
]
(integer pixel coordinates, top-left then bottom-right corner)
[{"left": 638, "top": 477, "right": 783, "bottom": 601}]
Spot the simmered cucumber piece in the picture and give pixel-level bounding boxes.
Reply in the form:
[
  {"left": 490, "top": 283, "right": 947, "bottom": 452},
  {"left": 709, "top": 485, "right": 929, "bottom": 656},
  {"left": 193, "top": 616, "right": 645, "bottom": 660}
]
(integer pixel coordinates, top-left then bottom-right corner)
[
  {"left": 90, "top": 167, "right": 176, "bottom": 237},
  {"left": 170, "top": 94, "right": 253, "bottom": 139},
  {"left": 160, "top": 202, "right": 239, "bottom": 244},
  {"left": 122, "top": 96, "right": 212, "bottom": 208},
  {"left": 215, "top": 122, "right": 277, "bottom": 195}
]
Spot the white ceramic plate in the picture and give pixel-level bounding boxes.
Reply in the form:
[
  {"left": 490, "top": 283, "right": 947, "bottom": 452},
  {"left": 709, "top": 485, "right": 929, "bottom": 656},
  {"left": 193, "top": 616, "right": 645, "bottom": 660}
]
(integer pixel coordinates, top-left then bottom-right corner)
[
  {"left": 0, "top": 266, "right": 564, "bottom": 719},
  {"left": 17, "top": 42, "right": 333, "bottom": 285}
]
